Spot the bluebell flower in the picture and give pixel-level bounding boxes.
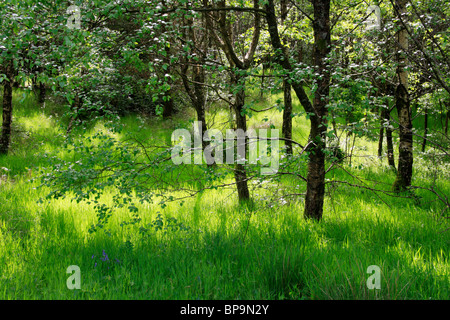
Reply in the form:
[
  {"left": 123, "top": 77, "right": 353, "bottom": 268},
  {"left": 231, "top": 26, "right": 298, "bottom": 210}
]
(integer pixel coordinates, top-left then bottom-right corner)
[{"left": 101, "top": 249, "right": 109, "bottom": 261}]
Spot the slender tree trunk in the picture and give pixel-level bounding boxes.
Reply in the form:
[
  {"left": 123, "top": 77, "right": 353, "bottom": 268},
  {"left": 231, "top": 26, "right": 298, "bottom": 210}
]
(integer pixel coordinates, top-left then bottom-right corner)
[
  {"left": 162, "top": 92, "right": 174, "bottom": 119},
  {"left": 380, "top": 106, "right": 396, "bottom": 168},
  {"left": 265, "top": 0, "right": 330, "bottom": 220},
  {"left": 305, "top": 117, "right": 328, "bottom": 220},
  {"left": 393, "top": 84, "right": 413, "bottom": 190},
  {"left": 280, "top": 1, "right": 292, "bottom": 156},
  {"left": 393, "top": 0, "right": 413, "bottom": 191},
  {"left": 445, "top": 110, "right": 449, "bottom": 136},
  {"left": 180, "top": 16, "right": 211, "bottom": 156},
  {"left": 378, "top": 109, "right": 384, "bottom": 158},
  {"left": 260, "top": 63, "right": 265, "bottom": 99},
  {"left": 0, "top": 62, "right": 14, "bottom": 155},
  {"left": 38, "top": 66, "right": 46, "bottom": 104},
  {"left": 385, "top": 109, "right": 396, "bottom": 169},
  {"left": 203, "top": 0, "right": 260, "bottom": 204},
  {"left": 193, "top": 86, "right": 211, "bottom": 160},
  {"left": 304, "top": 0, "right": 331, "bottom": 221},
  {"left": 232, "top": 74, "right": 250, "bottom": 203},
  {"left": 193, "top": 67, "right": 209, "bottom": 152},
  {"left": 282, "top": 79, "right": 293, "bottom": 155},
  {"left": 39, "top": 82, "right": 46, "bottom": 104},
  {"left": 422, "top": 107, "right": 428, "bottom": 152}
]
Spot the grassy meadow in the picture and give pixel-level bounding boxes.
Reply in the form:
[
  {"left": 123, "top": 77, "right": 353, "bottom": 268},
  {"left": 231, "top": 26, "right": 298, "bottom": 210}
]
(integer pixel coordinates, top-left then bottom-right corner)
[{"left": 0, "top": 89, "right": 449, "bottom": 300}]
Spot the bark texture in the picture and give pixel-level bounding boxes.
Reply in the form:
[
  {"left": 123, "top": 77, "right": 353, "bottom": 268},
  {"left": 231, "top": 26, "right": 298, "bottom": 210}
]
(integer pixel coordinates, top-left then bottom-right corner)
[
  {"left": 393, "top": 84, "right": 413, "bottom": 191},
  {"left": 204, "top": 0, "right": 261, "bottom": 203},
  {"left": 380, "top": 106, "right": 396, "bottom": 169},
  {"left": 303, "top": 0, "right": 331, "bottom": 220},
  {"left": 393, "top": 0, "right": 413, "bottom": 191},
  {"left": 282, "top": 80, "right": 293, "bottom": 155},
  {"left": 265, "top": 0, "right": 330, "bottom": 220},
  {"left": 0, "top": 62, "right": 14, "bottom": 155}
]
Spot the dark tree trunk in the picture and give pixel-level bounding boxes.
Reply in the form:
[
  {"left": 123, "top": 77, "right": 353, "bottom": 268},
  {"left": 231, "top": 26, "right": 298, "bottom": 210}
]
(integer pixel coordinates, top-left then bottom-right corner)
[
  {"left": 203, "top": 0, "right": 260, "bottom": 204},
  {"left": 193, "top": 65, "right": 210, "bottom": 154},
  {"left": 445, "top": 110, "right": 449, "bottom": 136},
  {"left": 38, "top": 82, "right": 46, "bottom": 104},
  {"left": 281, "top": 3, "right": 293, "bottom": 156},
  {"left": 385, "top": 112, "right": 396, "bottom": 169},
  {"left": 264, "top": 0, "right": 313, "bottom": 115},
  {"left": 162, "top": 93, "right": 174, "bottom": 119},
  {"left": 38, "top": 66, "right": 46, "bottom": 104},
  {"left": 304, "top": 0, "right": 331, "bottom": 221},
  {"left": 282, "top": 79, "right": 293, "bottom": 155},
  {"left": 380, "top": 107, "right": 396, "bottom": 169},
  {"left": 179, "top": 17, "right": 211, "bottom": 156},
  {"left": 232, "top": 74, "right": 250, "bottom": 203},
  {"left": 181, "top": 63, "right": 210, "bottom": 154},
  {"left": 0, "top": 64, "right": 14, "bottom": 155},
  {"left": 378, "top": 123, "right": 384, "bottom": 158},
  {"left": 393, "top": 0, "right": 413, "bottom": 192},
  {"left": 422, "top": 107, "right": 428, "bottom": 152},
  {"left": 265, "top": 0, "right": 330, "bottom": 221},
  {"left": 393, "top": 84, "right": 413, "bottom": 191},
  {"left": 260, "top": 63, "right": 266, "bottom": 99},
  {"left": 305, "top": 116, "right": 327, "bottom": 220}
]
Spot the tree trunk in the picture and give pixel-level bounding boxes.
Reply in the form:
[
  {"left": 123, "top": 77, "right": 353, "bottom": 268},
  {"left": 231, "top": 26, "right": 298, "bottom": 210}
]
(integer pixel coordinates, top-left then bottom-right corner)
[
  {"left": 260, "top": 63, "right": 266, "bottom": 99},
  {"left": 445, "top": 110, "right": 449, "bottom": 136},
  {"left": 193, "top": 63, "right": 209, "bottom": 149},
  {"left": 196, "top": 109, "right": 209, "bottom": 154},
  {"left": 378, "top": 109, "right": 384, "bottom": 158},
  {"left": 280, "top": 0, "right": 292, "bottom": 156},
  {"left": 282, "top": 79, "right": 293, "bottom": 155},
  {"left": 422, "top": 107, "right": 428, "bottom": 152},
  {"left": 385, "top": 109, "right": 396, "bottom": 169},
  {"left": 393, "top": 0, "right": 413, "bottom": 192},
  {"left": 304, "top": 0, "right": 331, "bottom": 221},
  {"left": 305, "top": 116, "right": 327, "bottom": 220},
  {"left": 162, "top": 93, "right": 174, "bottom": 119},
  {"left": 203, "top": 0, "right": 260, "bottom": 204},
  {"left": 0, "top": 62, "right": 14, "bottom": 155},
  {"left": 380, "top": 106, "right": 396, "bottom": 169},
  {"left": 39, "top": 82, "right": 46, "bottom": 104},
  {"left": 232, "top": 74, "right": 250, "bottom": 203},
  {"left": 393, "top": 84, "right": 413, "bottom": 191},
  {"left": 265, "top": 0, "right": 330, "bottom": 220}
]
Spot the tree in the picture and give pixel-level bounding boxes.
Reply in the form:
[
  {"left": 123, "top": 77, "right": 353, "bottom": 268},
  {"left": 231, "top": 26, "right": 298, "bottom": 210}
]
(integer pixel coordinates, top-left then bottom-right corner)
[
  {"left": 202, "top": 0, "right": 261, "bottom": 203},
  {"left": 281, "top": 5, "right": 293, "bottom": 156},
  {"left": 0, "top": 0, "right": 66, "bottom": 154},
  {"left": 179, "top": 14, "right": 210, "bottom": 153},
  {"left": 0, "top": 61, "right": 14, "bottom": 155},
  {"left": 265, "top": 0, "right": 331, "bottom": 220},
  {"left": 392, "top": 0, "right": 413, "bottom": 191}
]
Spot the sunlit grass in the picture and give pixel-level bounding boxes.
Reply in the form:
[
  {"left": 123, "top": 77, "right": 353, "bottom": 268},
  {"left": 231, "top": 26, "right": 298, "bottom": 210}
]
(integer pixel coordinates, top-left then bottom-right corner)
[{"left": 0, "top": 89, "right": 448, "bottom": 300}]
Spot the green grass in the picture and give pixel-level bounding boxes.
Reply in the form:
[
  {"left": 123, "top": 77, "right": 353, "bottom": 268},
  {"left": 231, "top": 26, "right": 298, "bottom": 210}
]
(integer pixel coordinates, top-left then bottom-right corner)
[{"left": 0, "top": 89, "right": 449, "bottom": 299}]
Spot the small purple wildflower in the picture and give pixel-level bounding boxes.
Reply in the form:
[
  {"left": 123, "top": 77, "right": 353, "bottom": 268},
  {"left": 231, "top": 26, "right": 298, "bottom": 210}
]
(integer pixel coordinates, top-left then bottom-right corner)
[
  {"left": 101, "top": 249, "right": 109, "bottom": 261},
  {"left": 91, "top": 250, "right": 120, "bottom": 271}
]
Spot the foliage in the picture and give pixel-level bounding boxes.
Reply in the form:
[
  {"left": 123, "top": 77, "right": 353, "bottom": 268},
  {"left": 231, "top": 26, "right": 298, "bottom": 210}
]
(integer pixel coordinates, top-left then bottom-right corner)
[{"left": 0, "top": 0, "right": 449, "bottom": 300}]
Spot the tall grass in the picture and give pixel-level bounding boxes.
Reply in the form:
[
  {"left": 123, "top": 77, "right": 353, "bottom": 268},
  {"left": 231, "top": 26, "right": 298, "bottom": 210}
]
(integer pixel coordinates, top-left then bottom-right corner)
[{"left": 0, "top": 89, "right": 448, "bottom": 299}]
